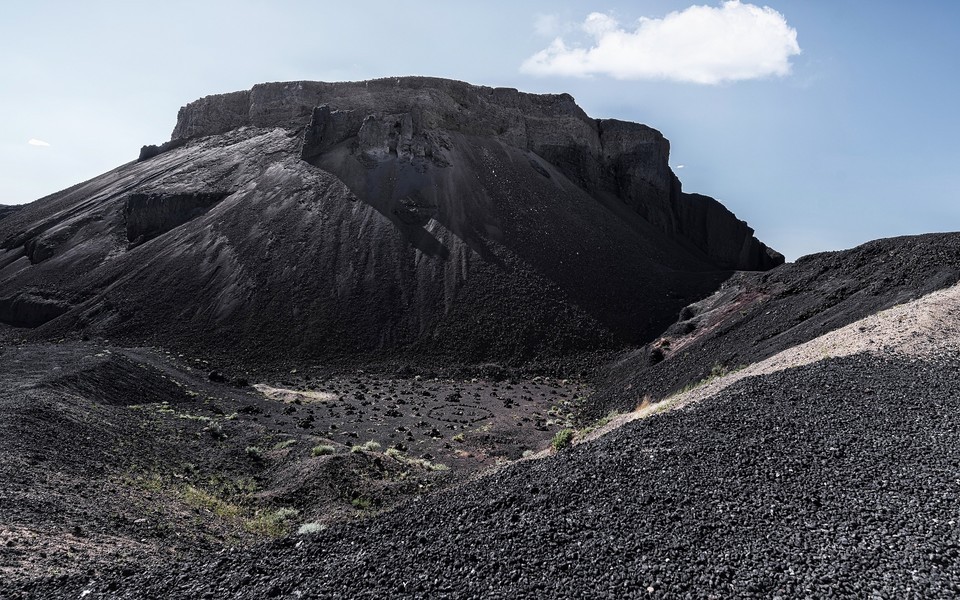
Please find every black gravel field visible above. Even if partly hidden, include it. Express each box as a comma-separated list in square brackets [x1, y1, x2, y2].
[19, 348, 960, 599]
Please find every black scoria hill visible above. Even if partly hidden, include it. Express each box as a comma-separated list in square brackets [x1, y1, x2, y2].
[0, 204, 20, 221]
[589, 232, 960, 419]
[3, 77, 960, 599]
[0, 77, 780, 371]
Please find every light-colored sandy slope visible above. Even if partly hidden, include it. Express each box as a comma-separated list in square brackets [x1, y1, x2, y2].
[581, 280, 960, 443]
[253, 384, 338, 403]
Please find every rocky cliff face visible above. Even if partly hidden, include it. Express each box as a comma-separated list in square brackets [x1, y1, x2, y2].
[0, 78, 780, 369]
[168, 77, 781, 271]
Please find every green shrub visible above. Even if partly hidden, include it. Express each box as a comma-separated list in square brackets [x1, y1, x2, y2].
[551, 428, 575, 451]
[351, 497, 372, 510]
[204, 422, 226, 440]
[710, 363, 728, 378]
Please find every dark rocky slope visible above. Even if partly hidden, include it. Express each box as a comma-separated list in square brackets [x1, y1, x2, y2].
[0, 341, 585, 591]
[0, 77, 779, 370]
[21, 349, 960, 599]
[589, 232, 960, 418]
[0, 204, 20, 221]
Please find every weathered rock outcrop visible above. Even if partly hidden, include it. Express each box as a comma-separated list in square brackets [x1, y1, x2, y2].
[165, 78, 780, 271]
[124, 191, 228, 245]
[0, 290, 71, 328]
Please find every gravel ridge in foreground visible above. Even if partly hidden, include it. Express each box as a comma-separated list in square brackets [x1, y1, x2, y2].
[591, 232, 960, 419]
[23, 349, 960, 599]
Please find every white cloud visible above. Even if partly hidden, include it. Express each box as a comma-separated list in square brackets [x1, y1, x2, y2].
[28, 139, 50, 147]
[521, 1, 801, 84]
[675, 164, 686, 169]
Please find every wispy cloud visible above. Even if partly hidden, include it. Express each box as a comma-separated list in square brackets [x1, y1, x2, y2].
[534, 14, 561, 37]
[28, 138, 50, 147]
[521, 1, 801, 85]
[533, 14, 575, 38]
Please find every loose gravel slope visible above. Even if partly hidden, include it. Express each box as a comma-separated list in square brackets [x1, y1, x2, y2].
[590, 232, 960, 419]
[24, 343, 960, 599]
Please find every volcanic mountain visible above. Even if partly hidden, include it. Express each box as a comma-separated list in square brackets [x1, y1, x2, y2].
[0, 77, 780, 370]
[5, 234, 960, 599]
[4, 79, 960, 599]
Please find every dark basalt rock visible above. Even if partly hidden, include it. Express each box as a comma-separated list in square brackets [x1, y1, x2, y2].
[137, 138, 186, 161]
[124, 191, 229, 245]
[300, 105, 364, 160]
[0, 290, 71, 328]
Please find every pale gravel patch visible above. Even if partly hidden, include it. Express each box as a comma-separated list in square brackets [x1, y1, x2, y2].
[0, 524, 152, 580]
[253, 384, 338, 403]
[579, 281, 960, 445]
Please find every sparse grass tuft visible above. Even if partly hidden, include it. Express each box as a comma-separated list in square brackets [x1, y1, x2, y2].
[273, 439, 298, 450]
[244, 446, 264, 460]
[385, 447, 450, 471]
[125, 472, 165, 492]
[245, 507, 299, 537]
[595, 410, 621, 428]
[175, 412, 212, 422]
[297, 522, 326, 535]
[350, 440, 382, 453]
[181, 485, 242, 520]
[203, 422, 227, 440]
[674, 362, 745, 396]
[636, 394, 653, 411]
[311, 444, 336, 457]
[576, 410, 623, 439]
[351, 497, 372, 510]
[551, 428, 575, 451]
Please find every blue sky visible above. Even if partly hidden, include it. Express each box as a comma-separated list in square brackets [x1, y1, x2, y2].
[2, 1, 958, 260]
